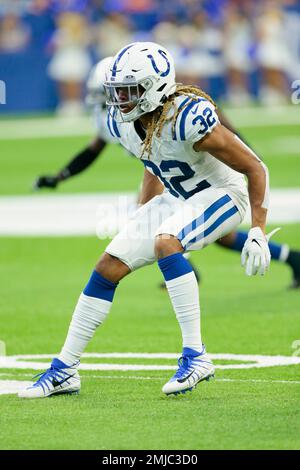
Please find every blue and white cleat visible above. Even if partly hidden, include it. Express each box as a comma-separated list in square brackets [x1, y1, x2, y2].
[18, 358, 80, 398]
[162, 347, 215, 396]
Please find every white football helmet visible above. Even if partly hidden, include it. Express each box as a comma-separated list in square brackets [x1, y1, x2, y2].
[104, 42, 176, 122]
[86, 56, 113, 107]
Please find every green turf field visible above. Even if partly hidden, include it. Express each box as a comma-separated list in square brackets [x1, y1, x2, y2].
[0, 228, 300, 450]
[0, 116, 299, 450]
[0, 122, 299, 195]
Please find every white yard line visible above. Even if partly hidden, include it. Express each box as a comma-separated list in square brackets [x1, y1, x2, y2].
[1, 374, 299, 385]
[1, 351, 299, 396]
[1, 352, 300, 371]
[0, 189, 299, 236]
[0, 380, 32, 395]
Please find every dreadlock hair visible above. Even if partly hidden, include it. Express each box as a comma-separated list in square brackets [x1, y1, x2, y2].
[141, 84, 217, 159]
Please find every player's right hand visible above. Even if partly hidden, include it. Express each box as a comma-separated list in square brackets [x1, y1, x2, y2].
[34, 175, 59, 189]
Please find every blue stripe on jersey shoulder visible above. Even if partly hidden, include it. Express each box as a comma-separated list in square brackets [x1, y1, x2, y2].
[178, 98, 207, 141]
[106, 108, 115, 138]
[172, 97, 190, 140]
[112, 109, 121, 138]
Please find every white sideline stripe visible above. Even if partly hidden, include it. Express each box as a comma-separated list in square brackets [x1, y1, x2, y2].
[1, 352, 300, 371]
[83, 376, 300, 385]
[0, 189, 299, 236]
[1, 375, 300, 385]
[1, 106, 300, 140]
[215, 378, 300, 385]
[0, 380, 32, 395]
[8, 352, 300, 361]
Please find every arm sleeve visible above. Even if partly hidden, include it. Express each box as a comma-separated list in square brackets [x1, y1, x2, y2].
[57, 141, 106, 180]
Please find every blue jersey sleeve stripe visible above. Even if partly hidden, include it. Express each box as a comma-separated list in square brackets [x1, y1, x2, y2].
[177, 194, 231, 241]
[172, 97, 191, 140]
[106, 109, 115, 138]
[112, 109, 121, 138]
[179, 98, 206, 141]
[185, 205, 239, 249]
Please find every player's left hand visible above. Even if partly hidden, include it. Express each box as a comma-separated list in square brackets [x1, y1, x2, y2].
[34, 175, 59, 189]
[241, 227, 271, 276]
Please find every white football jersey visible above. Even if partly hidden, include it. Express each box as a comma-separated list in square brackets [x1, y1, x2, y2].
[93, 104, 118, 144]
[106, 95, 248, 210]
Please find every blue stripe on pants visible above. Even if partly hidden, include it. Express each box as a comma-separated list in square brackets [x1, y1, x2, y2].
[185, 205, 239, 249]
[177, 194, 232, 243]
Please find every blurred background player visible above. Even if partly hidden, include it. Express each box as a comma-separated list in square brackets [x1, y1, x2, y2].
[34, 57, 300, 289]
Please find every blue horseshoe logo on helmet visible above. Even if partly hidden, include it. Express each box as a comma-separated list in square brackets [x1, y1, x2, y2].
[147, 49, 170, 77]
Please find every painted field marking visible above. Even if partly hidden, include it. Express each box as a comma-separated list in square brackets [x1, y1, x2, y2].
[1, 352, 300, 371]
[1, 188, 299, 237]
[1, 352, 299, 394]
[1, 372, 300, 385]
[0, 380, 32, 395]
[1, 375, 300, 396]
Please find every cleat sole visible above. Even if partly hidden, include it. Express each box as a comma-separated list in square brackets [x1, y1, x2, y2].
[49, 389, 80, 397]
[165, 372, 214, 396]
[205, 374, 215, 382]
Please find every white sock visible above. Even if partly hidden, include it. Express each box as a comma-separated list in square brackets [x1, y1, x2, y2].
[279, 244, 290, 262]
[59, 293, 112, 366]
[165, 272, 202, 351]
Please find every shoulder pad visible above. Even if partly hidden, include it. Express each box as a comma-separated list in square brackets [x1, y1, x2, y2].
[172, 97, 219, 142]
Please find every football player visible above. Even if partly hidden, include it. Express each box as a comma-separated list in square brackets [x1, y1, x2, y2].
[34, 58, 300, 289]
[20, 42, 277, 398]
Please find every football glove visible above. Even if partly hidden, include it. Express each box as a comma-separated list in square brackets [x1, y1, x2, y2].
[241, 227, 280, 276]
[34, 175, 59, 189]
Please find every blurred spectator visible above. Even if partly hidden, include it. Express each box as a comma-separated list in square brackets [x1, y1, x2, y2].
[0, 1, 30, 16]
[1, 0, 300, 113]
[93, 12, 133, 58]
[51, 0, 90, 14]
[23, 0, 55, 50]
[48, 11, 92, 116]
[192, 12, 225, 81]
[224, 2, 254, 105]
[0, 12, 30, 52]
[282, 0, 300, 81]
[256, 0, 292, 105]
[120, 0, 159, 31]
[152, 20, 182, 65]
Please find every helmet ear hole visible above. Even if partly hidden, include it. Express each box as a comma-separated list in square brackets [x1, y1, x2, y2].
[143, 102, 152, 112]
